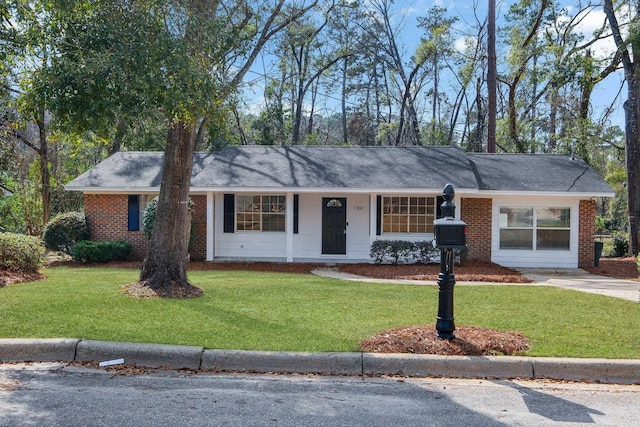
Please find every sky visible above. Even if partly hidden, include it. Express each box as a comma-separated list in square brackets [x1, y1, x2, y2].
[242, 0, 627, 132]
[403, 0, 626, 127]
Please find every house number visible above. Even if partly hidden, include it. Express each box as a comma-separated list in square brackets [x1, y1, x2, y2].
[353, 206, 364, 211]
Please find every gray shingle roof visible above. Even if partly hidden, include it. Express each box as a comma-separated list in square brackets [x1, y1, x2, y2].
[191, 145, 478, 190]
[65, 146, 613, 196]
[65, 151, 214, 190]
[468, 153, 613, 193]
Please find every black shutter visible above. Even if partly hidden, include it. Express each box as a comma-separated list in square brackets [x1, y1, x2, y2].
[376, 195, 382, 235]
[223, 194, 235, 233]
[293, 194, 299, 234]
[127, 195, 140, 231]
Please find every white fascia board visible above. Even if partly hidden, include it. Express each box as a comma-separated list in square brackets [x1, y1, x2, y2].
[194, 187, 481, 195]
[64, 187, 161, 193]
[476, 190, 615, 198]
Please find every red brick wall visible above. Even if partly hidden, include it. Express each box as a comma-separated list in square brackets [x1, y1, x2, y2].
[460, 198, 492, 262]
[189, 195, 207, 261]
[578, 199, 596, 268]
[84, 193, 207, 261]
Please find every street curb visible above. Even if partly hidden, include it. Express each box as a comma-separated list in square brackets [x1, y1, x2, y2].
[201, 350, 362, 375]
[362, 353, 535, 379]
[75, 340, 203, 370]
[532, 357, 640, 384]
[0, 338, 79, 362]
[1, 339, 639, 384]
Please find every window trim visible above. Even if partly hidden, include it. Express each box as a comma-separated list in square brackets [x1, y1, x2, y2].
[235, 194, 287, 233]
[381, 196, 436, 234]
[499, 206, 571, 251]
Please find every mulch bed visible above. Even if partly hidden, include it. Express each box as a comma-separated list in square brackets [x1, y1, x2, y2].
[360, 325, 531, 356]
[338, 260, 532, 283]
[584, 257, 639, 279]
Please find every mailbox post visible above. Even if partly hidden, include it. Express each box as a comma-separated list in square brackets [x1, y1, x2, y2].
[433, 184, 467, 339]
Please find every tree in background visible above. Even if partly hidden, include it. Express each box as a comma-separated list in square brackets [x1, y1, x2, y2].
[603, 0, 640, 256]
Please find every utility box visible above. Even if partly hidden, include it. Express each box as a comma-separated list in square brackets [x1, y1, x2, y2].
[434, 217, 467, 250]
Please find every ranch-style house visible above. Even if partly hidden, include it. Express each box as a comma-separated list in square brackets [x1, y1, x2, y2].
[65, 145, 614, 268]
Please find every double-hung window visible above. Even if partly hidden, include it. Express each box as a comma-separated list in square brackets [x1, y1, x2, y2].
[499, 207, 570, 250]
[236, 195, 286, 232]
[382, 196, 435, 234]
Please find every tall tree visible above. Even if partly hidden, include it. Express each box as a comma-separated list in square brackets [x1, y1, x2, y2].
[487, 0, 497, 152]
[42, 0, 319, 295]
[417, 6, 458, 142]
[603, 0, 640, 256]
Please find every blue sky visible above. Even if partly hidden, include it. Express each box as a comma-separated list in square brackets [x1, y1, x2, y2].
[242, 0, 626, 132]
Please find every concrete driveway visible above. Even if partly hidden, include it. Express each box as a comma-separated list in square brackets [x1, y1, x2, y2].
[313, 267, 640, 302]
[518, 269, 640, 302]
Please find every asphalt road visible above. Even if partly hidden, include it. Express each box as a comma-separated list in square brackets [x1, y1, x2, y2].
[1, 363, 639, 426]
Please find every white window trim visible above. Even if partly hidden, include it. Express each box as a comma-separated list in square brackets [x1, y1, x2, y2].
[499, 206, 571, 251]
[382, 196, 436, 234]
[236, 194, 287, 233]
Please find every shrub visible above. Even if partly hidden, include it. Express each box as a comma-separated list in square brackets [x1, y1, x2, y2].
[142, 197, 159, 239]
[43, 212, 90, 255]
[70, 240, 133, 263]
[0, 232, 45, 272]
[612, 234, 629, 257]
[370, 240, 437, 265]
[413, 240, 439, 264]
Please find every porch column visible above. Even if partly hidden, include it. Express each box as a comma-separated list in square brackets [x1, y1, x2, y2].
[206, 192, 214, 261]
[369, 193, 378, 245]
[286, 192, 294, 262]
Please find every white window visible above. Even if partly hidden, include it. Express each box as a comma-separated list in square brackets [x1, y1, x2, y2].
[236, 195, 286, 232]
[383, 196, 435, 234]
[499, 207, 570, 250]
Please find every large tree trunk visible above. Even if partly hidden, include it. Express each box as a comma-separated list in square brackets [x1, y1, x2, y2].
[139, 120, 202, 296]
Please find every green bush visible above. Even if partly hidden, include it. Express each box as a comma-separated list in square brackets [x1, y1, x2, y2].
[612, 234, 629, 257]
[142, 197, 159, 239]
[0, 232, 45, 272]
[413, 240, 439, 264]
[70, 240, 133, 263]
[370, 240, 437, 264]
[43, 212, 90, 255]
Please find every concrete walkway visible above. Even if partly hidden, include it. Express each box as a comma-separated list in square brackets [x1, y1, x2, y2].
[312, 267, 640, 302]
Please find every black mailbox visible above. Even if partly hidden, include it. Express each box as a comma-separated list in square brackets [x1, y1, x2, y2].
[434, 217, 467, 249]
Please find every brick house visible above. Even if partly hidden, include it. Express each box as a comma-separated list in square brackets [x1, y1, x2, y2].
[65, 146, 613, 268]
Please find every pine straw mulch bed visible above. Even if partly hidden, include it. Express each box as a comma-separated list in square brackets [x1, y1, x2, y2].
[359, 325, 531, 356]
[338, 260, 532, 283]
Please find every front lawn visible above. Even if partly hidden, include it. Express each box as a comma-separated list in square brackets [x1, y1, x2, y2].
[1, 266, 639, 359]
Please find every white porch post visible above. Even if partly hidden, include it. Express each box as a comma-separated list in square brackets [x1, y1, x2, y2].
[206, 192, 214, 261]
[369, 193, 378, 245]
[286, 192, 294, 262]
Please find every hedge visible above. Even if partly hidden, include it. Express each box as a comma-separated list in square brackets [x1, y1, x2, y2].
[70, 240, 133, 263]
[370, 240, 439, 264]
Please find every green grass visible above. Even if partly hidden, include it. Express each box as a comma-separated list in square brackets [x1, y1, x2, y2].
[1, 266, 639, 358]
